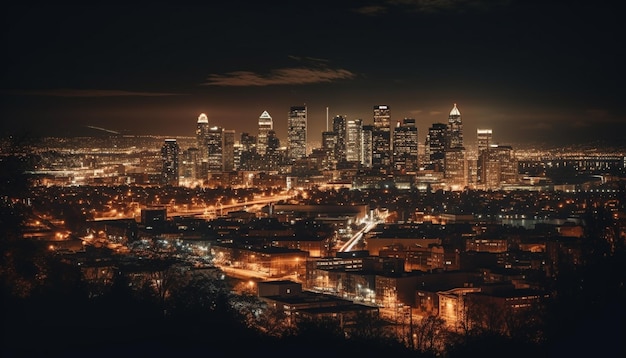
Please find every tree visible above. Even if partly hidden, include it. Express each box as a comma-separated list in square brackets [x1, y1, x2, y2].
[413, 314, 447, 354]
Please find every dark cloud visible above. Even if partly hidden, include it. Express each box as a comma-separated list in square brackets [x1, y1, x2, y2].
[386, 0, 511, 13]
[202, 67, 357, 87]
[1, 89, 183, 97]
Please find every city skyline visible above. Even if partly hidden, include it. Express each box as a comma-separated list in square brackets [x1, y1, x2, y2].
[2, 1, 624, 147]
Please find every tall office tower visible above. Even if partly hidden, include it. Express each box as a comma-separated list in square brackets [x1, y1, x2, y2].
[239, 132, 258, 170]
[232, 143, 242, 171]
[180, 147, 199, 182]
[444, 147, 467, 190]
[160, 138, 179, 186]
[361, 125, 373, 168]
[257, 110, 273, 156]
[372, 105, 391, 169]
[332, 115, 347, 163]
[373, 104, 391, 130]
[223, 129, 235, 172]
[447, 103, 463, 149]
[476, 129, 493, 153]
[196, 113, 210, 178]
[207, 126, 224, 173]
[322, 131, 338, 170]
[393, 118, 419, 173]
[426, 123, 447, 172]
[287, 105, 307, 160]
[346, 118, 363, 163]
[265, 130, 282, 170]
[480, 144, 517, 189]
[476, 129, 493, 184]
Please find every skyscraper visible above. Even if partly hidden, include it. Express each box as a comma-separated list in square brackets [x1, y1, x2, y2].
[444, 147, 466, 190]
[480, 144, 517, 189]
[223, 129, 235, 172]
[287, 105, 307, 160]
[393, 118, 419, 173]
[196, 113, 210, 178]
[476, 129, 493, 184]
[207, 126, 223, 173]
[322, 130, 338, 170]
[180, 147, 199, 183]
[427, 123, 447, 172]
[346, 119, 363, 163]
[161, 138, 179, 186]
[239, 132, 258, 171]
[257, 110, 273, 157]
[372, 105, 391, 169]
[332, 115, 347, 163]
[476, 129, 493, 154]
[447, 103, 463, 149]
[361, 125, 374, 168]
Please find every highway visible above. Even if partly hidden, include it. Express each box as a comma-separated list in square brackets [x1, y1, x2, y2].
[337, 215, 383, 252]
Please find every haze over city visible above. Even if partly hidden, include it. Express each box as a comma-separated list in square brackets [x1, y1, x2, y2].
[2, 1, 624, 147]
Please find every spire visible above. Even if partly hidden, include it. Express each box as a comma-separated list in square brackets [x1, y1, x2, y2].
[197, 113, 208, 123]
[449, 103, 461, 117]
[259, 110, 272, 119]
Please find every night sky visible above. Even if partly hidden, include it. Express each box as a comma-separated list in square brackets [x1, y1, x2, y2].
[2, 0, 624, 148]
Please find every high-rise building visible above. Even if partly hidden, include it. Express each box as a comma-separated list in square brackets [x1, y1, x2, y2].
[257, 110, 273, 156]
[322, 131, 338, 170]
[332, 115, 347, 163]
[476, 129, 493, 153]
[426, 123, 447, 172]
[476, 129, 493, 184]
[346, 119, 363, 163]
[161, 138, 179, 186]
[361, 125, 374, 168]
[196, 113, 210, 178]
[287, 105, 307, 160]
[180, 147, 199, 183]
[373, 105, 391, 130]
[393, 118, 419, 173]
[223, 129, 235, 172]
[265, 130, 282, 171]
[372, 105, 391, 169]
[207, 126, 223, 173]
[447, 103, 463, 149]
[444, 147, 467, 190]
[480, 144, 517, 189]
[240, 132, 258, 171]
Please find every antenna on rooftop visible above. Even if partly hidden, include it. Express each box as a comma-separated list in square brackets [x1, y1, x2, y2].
[326, 107, 329, 131]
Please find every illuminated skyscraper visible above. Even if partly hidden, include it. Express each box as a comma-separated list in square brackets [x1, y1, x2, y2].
[373, 105, 391, 130]
[480, 144, 517, 189]
[447, 103, 463, 149]
[332, 115, 347, 163]
[477, 129, 493, 153]
[180, 147, 199, 183]
[264, 130, 282, 171]
[207, 126, 223, 173]
[161, 138, 179, 186]
[287, 105, 307, 160]
[444, 147, 467, 190]
[196, 113, 210, 178]
[393, 118, 419, 173]
[476, 129, 493, 184]
[361, 125, 373, 168]
[322, 130, 338, 170]
[239, 132, 258, 170]
[427, 123, 447, 172]
[257, 110, 273, 156]
[346, 119, 363, 163]
[372, 105, 391, 169]
[223, 129, 235, 172]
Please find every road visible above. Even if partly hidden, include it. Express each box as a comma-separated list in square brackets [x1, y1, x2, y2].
[338, 217, 382, 252]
